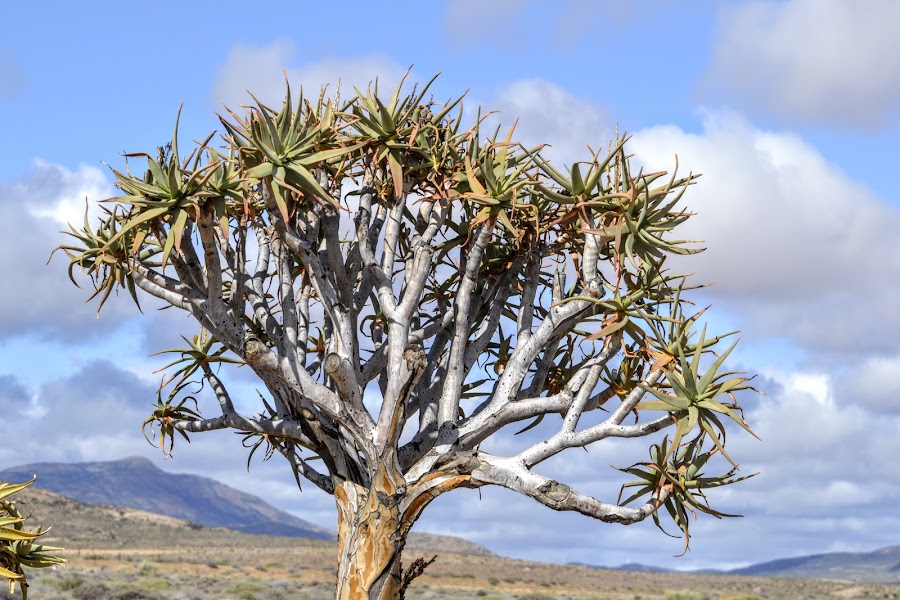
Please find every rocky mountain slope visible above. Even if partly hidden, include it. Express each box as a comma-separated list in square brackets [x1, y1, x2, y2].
[730, 544, 900, 583]
[590, 546, 900, 584]
[0, 456, 333, 539]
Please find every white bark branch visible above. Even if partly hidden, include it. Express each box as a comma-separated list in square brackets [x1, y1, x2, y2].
[517, 370, 668, 468]
[471, 453, 669, 525]
[437, 219, 497, 425]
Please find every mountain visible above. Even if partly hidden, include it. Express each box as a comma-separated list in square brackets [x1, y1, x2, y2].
[569, 561, 674, 573]
[729, 544, 900, 583]
[10, 486, 489, 556]
[0, 456, 332, 539]
[585, 546, 900, 584]
[0, 457, 493, 556]
[613, 562, 673, 573]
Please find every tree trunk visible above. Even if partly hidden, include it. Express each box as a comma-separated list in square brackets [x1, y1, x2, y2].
[334, 473, 409, 600]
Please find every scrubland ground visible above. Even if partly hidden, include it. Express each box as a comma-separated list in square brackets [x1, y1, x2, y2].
[3, 489, 898, 600]
[6, 543, 900, 600]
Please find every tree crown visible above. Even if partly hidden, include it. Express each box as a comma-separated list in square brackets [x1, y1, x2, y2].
[55, 72, 757, 554]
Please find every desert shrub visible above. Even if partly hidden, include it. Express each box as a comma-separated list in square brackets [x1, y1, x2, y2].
[137, 560, 158, 576]
[0, 480, 66, 596]
[137, 577, 175, 592]
[223, 580, 272, 599]
[519, 593, 556, 600]
[45, 574, 85, 591]
[664, 592, 703, 600]
[74, 582, 112, 600]
[113, 590, 162, 600]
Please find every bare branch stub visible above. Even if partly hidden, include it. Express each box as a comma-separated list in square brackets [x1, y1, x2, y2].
[55, 74, 758, 599]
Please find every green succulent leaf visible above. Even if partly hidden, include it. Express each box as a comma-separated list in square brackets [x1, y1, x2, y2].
[0, 479, 66, 597]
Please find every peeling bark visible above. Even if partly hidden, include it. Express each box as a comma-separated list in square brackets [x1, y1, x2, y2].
[334, 471, 407, 600]
[333, 466, 471, 600]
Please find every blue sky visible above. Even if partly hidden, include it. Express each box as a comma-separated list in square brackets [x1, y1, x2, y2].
[2, 0, 900, 572]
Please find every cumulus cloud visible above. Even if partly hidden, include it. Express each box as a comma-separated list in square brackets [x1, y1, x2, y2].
[25, 159, 111, 226]
[0, 159, 205, 350]
[629, 110, 900, 359]
[719, 368, 900, 556]
[0, 160, 143, 342]
[491, 79, 611, 164]
[211, 42, 407, 111]
[835, 353, 900, 414]
[495, 80, 900, 360]
[701, 0, 900, 128]
[0, 362, 158, 467]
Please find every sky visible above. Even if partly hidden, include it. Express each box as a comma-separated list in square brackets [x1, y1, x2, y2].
[1, 0, 899, 572]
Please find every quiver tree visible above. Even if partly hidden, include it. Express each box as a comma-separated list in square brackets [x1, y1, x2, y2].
[1, 480, 66, 599]
[56, 73, 757, 600]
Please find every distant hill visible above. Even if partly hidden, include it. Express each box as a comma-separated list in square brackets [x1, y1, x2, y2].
[569, 561, 674, 573]
[730, 544, 900, 583]
[614, 562, 673, 573]
[587, 546, 900, 585]
[0, 456, 333, 539]
[0, 456, 493, 556]
[10, 486, 489, 556]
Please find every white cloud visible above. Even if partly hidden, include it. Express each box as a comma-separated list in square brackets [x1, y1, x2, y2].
[629, 110, 900, 358]
[0, 362, 158, 467]
[0, 160, 141, 341]
[733, 370, 867, 465]
[494, 81, 900, 361]
[25, 159, 111, 226]
[835, 353, 900, 414]
[719, 367, 900, 565]
[702, 0, 900, 128]
[732, 369, 900, 501]
[491, 79, 611, 165]
[0, 159, 204, 351]
[211, 42, 407, 111]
